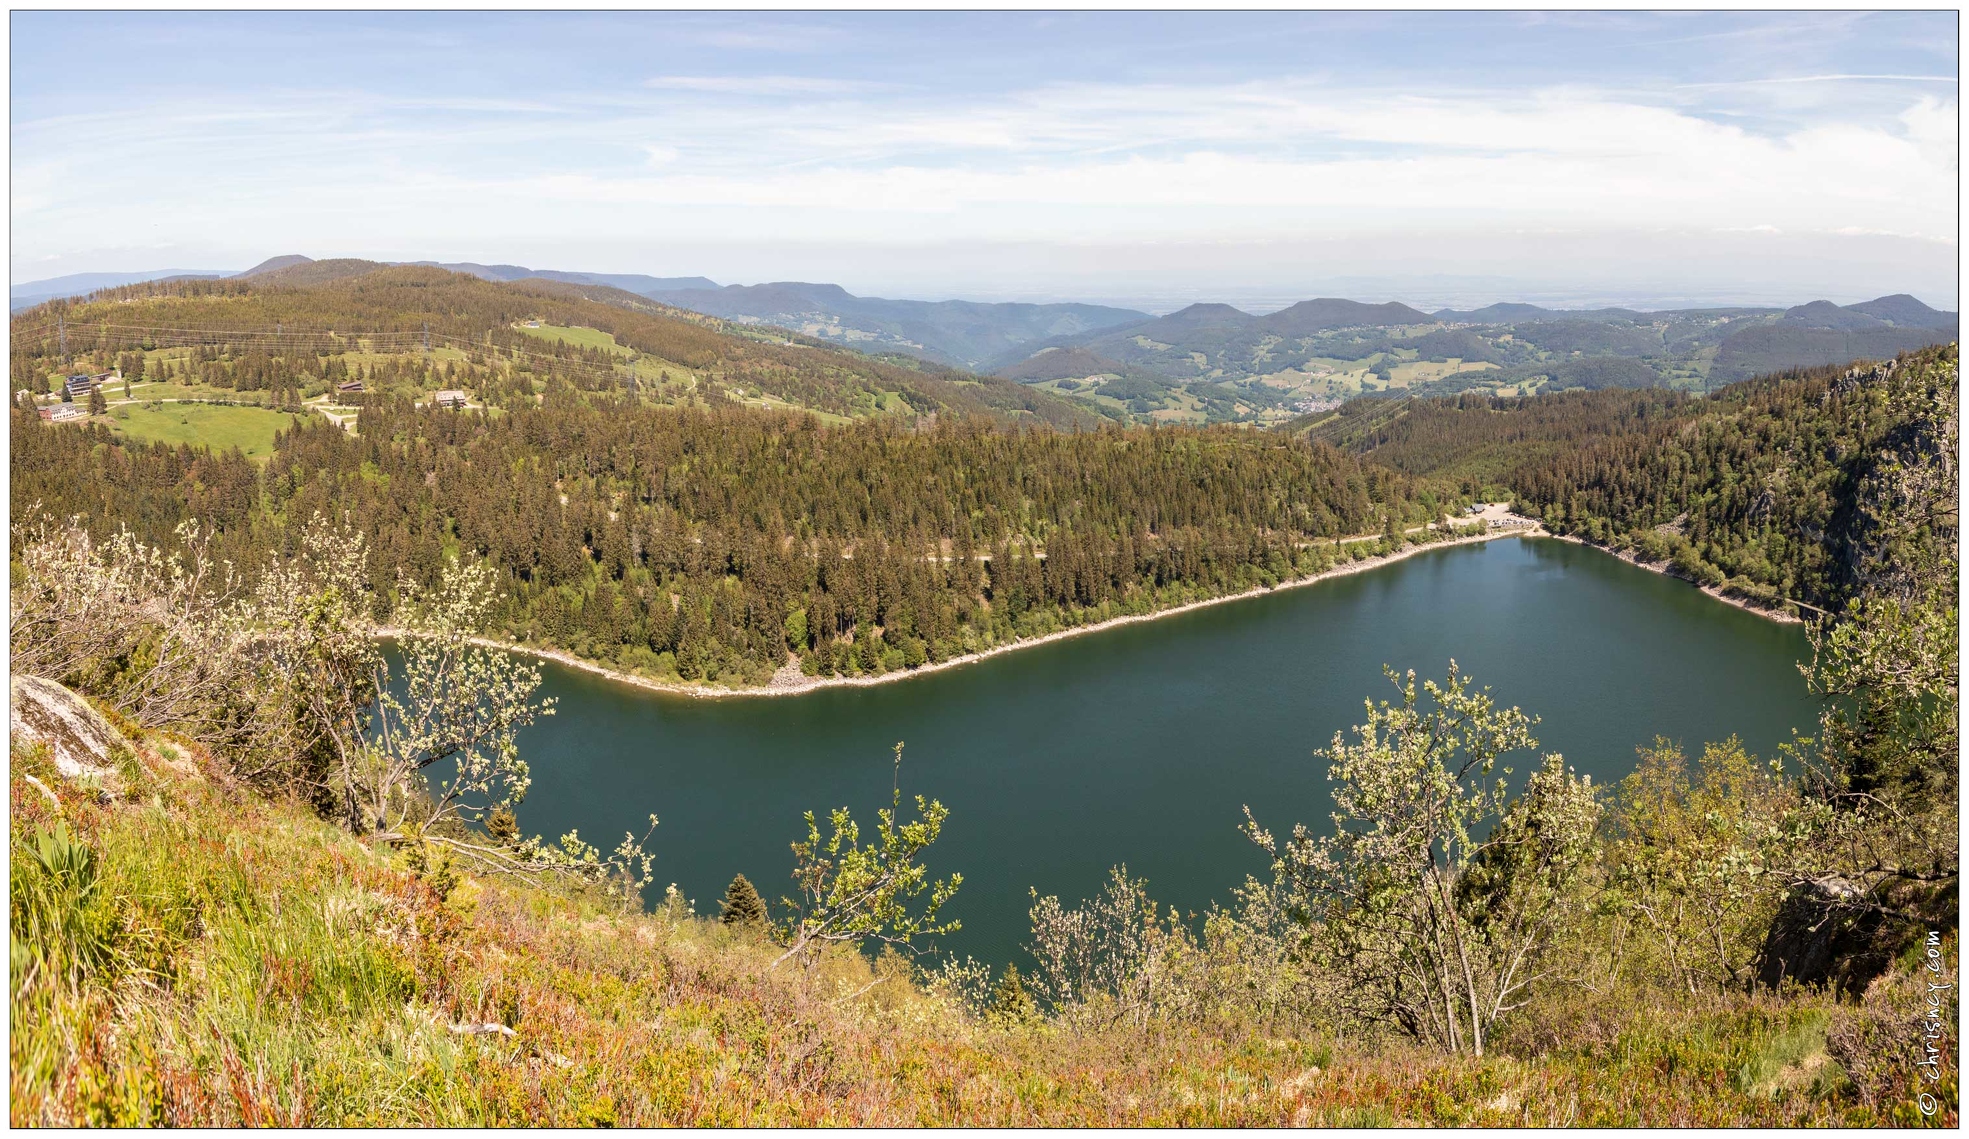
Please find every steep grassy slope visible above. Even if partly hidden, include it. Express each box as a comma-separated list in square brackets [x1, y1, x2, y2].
[10, 717, 1940, 1127]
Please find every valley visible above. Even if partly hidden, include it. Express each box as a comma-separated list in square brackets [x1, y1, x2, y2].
[7, 266, 1961, 1127]
[9, 264, 1956, 1129]
[507, 535, 1819, 968]
[9, 9, 1958, 1128]
[18, 256, 1954, 434]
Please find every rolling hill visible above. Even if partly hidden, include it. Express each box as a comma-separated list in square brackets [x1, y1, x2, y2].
[16, 254, 1953, 421]
[10, 268, 236, 312]
[17, 255, 1147, 373]
[9, 265, 1106, 430]
[633, 281, 1149, 370]
[989, 291, 1955, 424]
[1260, 297, 1434, 334]
[1709, 297, 1957, 382]
[11, 257, 720, 314]
[997, 345, 1136, 382]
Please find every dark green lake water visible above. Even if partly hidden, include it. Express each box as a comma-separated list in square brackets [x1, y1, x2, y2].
[508, 536, 1816, 965]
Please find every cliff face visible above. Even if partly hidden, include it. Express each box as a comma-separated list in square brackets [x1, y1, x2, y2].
[1821, 353, 1961, 604]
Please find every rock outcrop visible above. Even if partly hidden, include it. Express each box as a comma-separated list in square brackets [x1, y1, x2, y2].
[10, 674, 129, 785]
[1754, 876, 1929, 998]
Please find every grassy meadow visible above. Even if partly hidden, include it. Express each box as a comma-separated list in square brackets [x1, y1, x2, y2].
[515, 322, 633, 356]
[104, 402, 315, 459]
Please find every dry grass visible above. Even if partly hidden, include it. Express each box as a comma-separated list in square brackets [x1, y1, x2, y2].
[8, 721, 1955, 1127]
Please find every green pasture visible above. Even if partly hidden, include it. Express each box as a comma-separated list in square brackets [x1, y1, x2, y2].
[105, 402, 315, 459]
[516, 323, 632, 356]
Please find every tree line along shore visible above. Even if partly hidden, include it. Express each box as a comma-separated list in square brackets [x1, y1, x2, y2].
[8, 266, 1955, 1124]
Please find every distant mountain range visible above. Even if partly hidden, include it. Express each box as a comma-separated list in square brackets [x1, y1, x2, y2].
[13, 257, 1147, 369]
[9, 269, 236, 311]
[986, 293, 1956, 388]
[12, 258, 1955, 411]
[624, 281, 1148, 369]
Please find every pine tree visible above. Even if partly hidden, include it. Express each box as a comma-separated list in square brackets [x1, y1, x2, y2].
[990, 963, 1034, 1021]
[719, 873, 766, 927]
[87, 384, 106, 415]
[485, 804, 520, 846]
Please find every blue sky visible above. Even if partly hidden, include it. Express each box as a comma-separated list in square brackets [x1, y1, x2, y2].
[11, 12, 1959, 309]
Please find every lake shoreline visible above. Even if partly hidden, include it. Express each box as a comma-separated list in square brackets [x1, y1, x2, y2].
[418, 523, 1538, 700]
[404, 520, 1803, 701]
[1538, 533, 1808, 625]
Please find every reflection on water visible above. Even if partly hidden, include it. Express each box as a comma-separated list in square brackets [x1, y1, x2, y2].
[509, 536, 1817, 964]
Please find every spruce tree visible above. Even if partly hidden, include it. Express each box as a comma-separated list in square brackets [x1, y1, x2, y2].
[990, 963, 1034, 1021]
[719, 873, 766, 927]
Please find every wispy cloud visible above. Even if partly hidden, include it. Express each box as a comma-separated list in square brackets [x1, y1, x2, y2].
[643, 75, 889, 95]
[9, 11, 1957, 302]
[681, 22, 850, 53]
[1678, 74, 1958, 88]
[14, 78, 1958, 244]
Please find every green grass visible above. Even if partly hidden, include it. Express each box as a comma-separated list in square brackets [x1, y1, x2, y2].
[105, 402, 315, 459]
[515, 323, 631, 356]
[8, 702, 1954, 1126]
[109, 381, 272, 405]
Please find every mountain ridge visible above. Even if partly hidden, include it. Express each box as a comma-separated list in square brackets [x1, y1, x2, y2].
[12, 257, 1955, 401]
[633, 280, 1150, 369]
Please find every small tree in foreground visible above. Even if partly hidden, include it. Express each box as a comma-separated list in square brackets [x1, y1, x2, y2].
[1244, 663, 1598, 1056]
[10, 513, 250, 735]
[1026, 866, 1196, 1028]
[720, 873, 767, 926]
[1600, 738, 1790, 994]
[772, 743, 961, 969]
[353, 555, 655, 902]
[989, 963, 1036, 1022]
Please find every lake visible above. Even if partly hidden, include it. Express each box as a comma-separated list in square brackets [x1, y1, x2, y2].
[507, 536, 1818, 965]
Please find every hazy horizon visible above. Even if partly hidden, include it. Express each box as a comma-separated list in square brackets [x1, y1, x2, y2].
[12, 12, 1958, 309]
[8, 248, 1955, 317]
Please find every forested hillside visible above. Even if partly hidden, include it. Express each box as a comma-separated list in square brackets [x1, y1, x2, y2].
[9, 267, 1102, 428]
[1328, 344, 1959, 615]
[12, 397, 1433, 688]
[1305, 387, 1696, 486]
[9, 302, 1955, 1125]
[11, 381, 1954, 1122]
[992, 293, 1954, 428]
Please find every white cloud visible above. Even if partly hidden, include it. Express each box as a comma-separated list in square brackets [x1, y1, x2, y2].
[643, 75, 884, 95]
[1900, 96, 1960, 171]
[227, 86, 1948, 242]
[11, 74, 1958, 292]
[1677, 73, 1957, 87]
